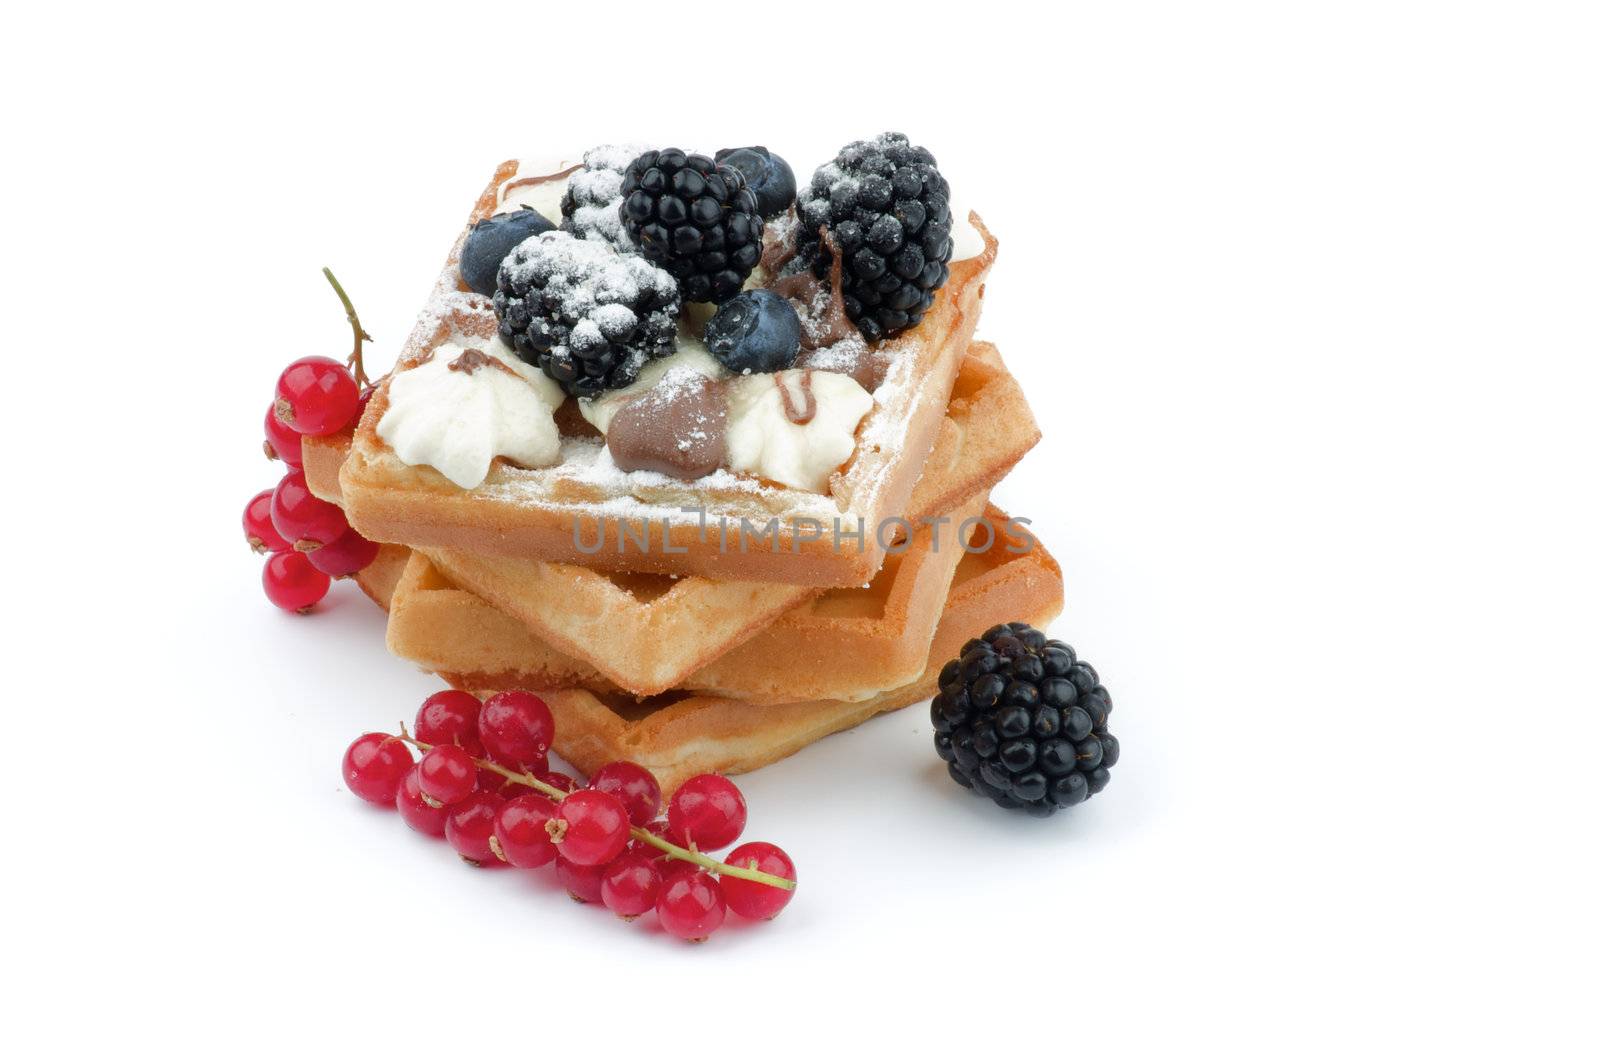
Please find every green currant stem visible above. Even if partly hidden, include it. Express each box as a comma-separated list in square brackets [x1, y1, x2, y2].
[323, 267, 373, 389]
[396, 727, 795, 892]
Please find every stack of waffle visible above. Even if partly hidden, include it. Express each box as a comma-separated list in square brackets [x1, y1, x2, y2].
[306, 161, 1063, 792]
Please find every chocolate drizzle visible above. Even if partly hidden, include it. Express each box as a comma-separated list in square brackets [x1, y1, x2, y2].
[497, 163, 581, 208]
[772, 227, 860, 353]
[776, 371, 818, 425]
[447, 347, 519, 377]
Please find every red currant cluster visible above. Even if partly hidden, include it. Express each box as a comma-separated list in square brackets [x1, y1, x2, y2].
[244, 269, 381, 612]
[343, 689, 797, 942]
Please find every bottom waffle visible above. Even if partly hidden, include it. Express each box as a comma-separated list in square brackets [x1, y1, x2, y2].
[446, 525, 1063, 793]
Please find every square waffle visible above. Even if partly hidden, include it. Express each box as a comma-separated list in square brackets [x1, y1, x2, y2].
[444, 513, 1062, 794]
[314, 342, 1040, 695]
[388, 490, 990, 705]
[334, 159, 999, 587]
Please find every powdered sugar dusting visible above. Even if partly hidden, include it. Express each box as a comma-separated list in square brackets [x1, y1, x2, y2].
[559, 144, 646, 251]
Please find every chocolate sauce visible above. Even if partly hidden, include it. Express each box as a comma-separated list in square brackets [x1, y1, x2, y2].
[606, 375, 729, 480]
[498, 163, 581, 206]
[447, 347, 518, 377]
[772, 227, 862, 353]
[776, 371, 818, 425]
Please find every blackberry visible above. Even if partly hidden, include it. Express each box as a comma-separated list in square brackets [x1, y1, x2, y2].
[559, 144, 641, 252]
[795, 132, 954, 342]
[493, 231, 680, 398]
[620, 148, 765, 304]
[931, 623, 1119, 817]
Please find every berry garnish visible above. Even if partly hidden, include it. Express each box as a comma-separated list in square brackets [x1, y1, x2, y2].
[601, 851, 663, 920]
[796, 132, 955, 341]
[933, 623, 1119, 815]
[720, 842, 797, 920]
[244, 489, 291, 553]
[588, 761, 662, 826]
[274, 356, 359, 437]
[479, 691, 554, 769]
[491, 794, 560, 868]
[263, 403, 304, 468]
[445, 790, 506, 866]
[704, 289, 802, 374]
[306, 527, 379, 578]
[460, 208, 556, 296]
[556, 853, 607, 904]
[656, 868, 727, 942]
[414, 690, 484, 757]
[342, 733, 413, 805]
[262, 551, 331, 613]
[418, 744, 478, 807]
[550, 789, 631, 866]
[667, 774, 748, 852]
[269, 469, 348, 552]
[713, 146, 797, 220]
[533, 767, 575, 793]
[396, 766, 449, 837]
[620, 148, 765, 303]
[343, 698, 797, 941]
[494, 231, 680, 398]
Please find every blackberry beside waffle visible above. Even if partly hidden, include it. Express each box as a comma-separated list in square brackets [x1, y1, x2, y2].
[932, 623, 1119, 816]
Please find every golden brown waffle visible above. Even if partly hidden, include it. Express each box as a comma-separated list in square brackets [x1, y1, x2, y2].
[311, 343, 1040, 695]
[446, 515, 1062, 793]
[334, 160, 999, 587]
[389, 492, 991, 705]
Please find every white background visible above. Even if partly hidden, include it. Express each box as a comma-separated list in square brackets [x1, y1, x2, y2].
[4, 1, 1596, 1055]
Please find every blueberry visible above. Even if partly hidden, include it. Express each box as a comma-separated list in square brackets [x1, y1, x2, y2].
[459, 208, 555, 295]
[704, 289, 801, 374]
[714, 146, 797, 219]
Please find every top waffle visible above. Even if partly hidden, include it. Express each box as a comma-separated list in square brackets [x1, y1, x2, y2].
[336, 140, 998, 588]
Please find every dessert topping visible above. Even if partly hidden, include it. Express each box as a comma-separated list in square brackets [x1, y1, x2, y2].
[377, 337, 565, 489]
[606, 373, 729, 480]
[724, 369, 874, 491]
[494, 231, 680, 398]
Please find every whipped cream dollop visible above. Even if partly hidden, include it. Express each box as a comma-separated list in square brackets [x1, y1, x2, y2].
[378, 338, 565, 489]
[579, 337, 727, 434]
[725, 370, 874, 491]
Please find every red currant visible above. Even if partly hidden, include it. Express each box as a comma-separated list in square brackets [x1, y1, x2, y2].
[414, 690, 484, 756]
[491, 793, 559, 867]
[307, 528, 379, 577]
[445, 790, 505, 865]
[270, 469, 348, 551]
[355, 384, 375, 422]
[342, 733, 412, 805]
[396, 765, 448, 837]
[720, 842, 797, 920]
[479, 691, 554, 769]
[556, 853, 607, 903]
[589, 761, 661, 826]
[601, 851, 663, 919]
[666, 774, 747, 852]
[656, 868, 726, 942]
[418, 745, 477, 807]
[629, 818, 674, 860]
[263, 551, 330, 612]
[244, 489, 291, 553]
[552, 789, 631, 866]
[263, 402, 305, 468]
[275, 355, 359, 436]
[536, 768, 578, 794]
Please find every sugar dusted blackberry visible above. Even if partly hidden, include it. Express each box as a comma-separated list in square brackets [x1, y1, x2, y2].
[795, 132, 954, 342]
[932, 623, 1118, 816]
[559, 144, 643, 251]
[493, 231, 680, 398]
[620, 148, 765, 304]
